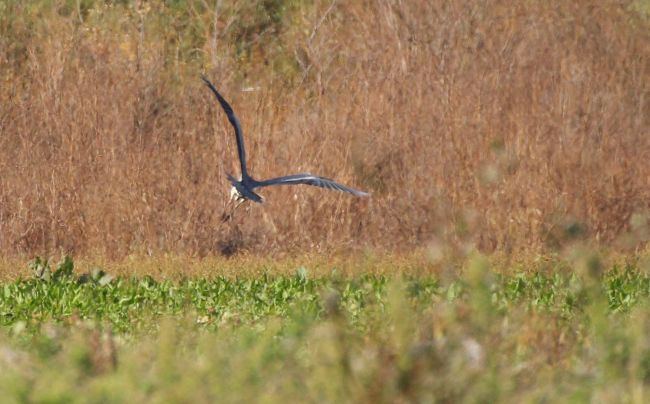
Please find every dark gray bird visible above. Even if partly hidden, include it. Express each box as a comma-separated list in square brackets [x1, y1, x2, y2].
[201, 76, 368, 217]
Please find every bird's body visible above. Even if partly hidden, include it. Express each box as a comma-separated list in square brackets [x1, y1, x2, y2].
[201, 75, 368, 218]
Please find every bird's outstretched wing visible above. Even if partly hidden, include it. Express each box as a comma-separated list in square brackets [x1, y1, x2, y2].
[201, 75, 249, 178]
[255, 174, 369, 197]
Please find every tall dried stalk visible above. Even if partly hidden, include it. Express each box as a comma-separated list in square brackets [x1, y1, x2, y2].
[0, 0, 648, 257]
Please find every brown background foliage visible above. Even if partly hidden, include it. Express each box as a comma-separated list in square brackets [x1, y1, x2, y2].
[0, 0, 648, 258]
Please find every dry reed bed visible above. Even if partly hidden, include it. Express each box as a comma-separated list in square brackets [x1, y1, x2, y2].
[0, 0, 648, 258]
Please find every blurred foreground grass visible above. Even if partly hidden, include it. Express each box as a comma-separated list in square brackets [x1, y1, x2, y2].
[0, 253, 649, 402]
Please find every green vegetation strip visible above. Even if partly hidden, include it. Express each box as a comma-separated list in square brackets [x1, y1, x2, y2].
[0, 257, 648, 402]
[1, 259, 648, 335]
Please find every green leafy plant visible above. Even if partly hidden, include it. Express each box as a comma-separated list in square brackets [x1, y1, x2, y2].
[29, 256, 50, 281]
[30, 255, 75, 283]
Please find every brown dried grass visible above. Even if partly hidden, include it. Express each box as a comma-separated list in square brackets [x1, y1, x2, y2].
[0, 0, 648, 259]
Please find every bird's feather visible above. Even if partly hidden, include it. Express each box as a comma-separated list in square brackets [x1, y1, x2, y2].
[254, 174, 369, 197]
[202, 76, 249, 179]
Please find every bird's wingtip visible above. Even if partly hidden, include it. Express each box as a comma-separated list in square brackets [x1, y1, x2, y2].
[200, 74, 214, 86]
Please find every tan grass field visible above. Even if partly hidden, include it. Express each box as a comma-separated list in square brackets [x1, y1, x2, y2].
[0, 0, 648, 259]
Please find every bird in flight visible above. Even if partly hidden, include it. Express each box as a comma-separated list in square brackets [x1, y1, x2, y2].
[201, 76, 368, 220]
